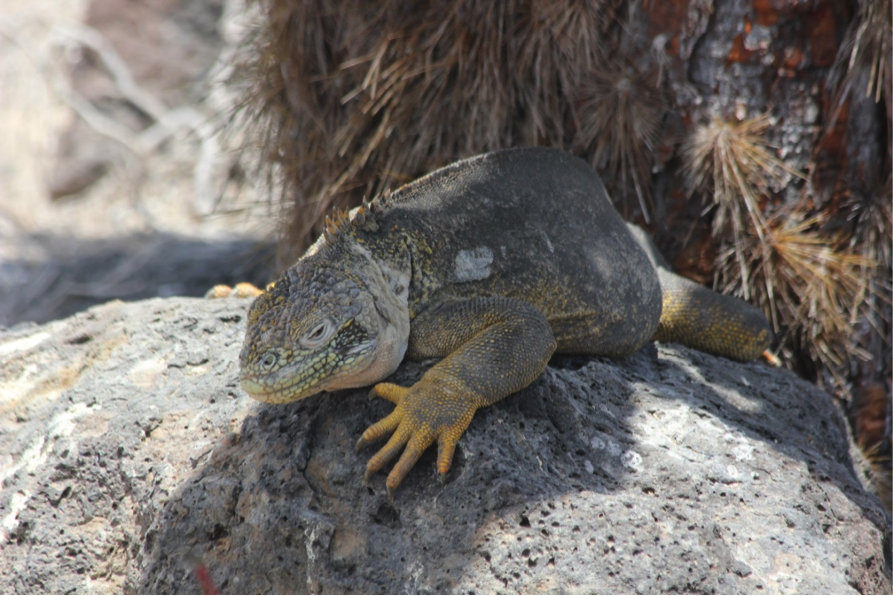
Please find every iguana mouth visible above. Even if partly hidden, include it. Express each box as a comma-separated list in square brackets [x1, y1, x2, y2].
[240, 349, 336, 403]
[240, 374, 321, 404]
[240, 342, 379, 404]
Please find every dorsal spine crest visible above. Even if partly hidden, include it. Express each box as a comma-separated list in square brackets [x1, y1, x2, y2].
[323, 190, 400, 246]
[323, 207, 350, 246]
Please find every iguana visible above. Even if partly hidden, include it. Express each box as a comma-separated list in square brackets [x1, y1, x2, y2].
[237, 147, 771, 497]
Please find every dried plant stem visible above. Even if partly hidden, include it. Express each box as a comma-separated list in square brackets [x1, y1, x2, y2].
[683, 115, 806, 241]
[832, 0, 891, 104]
[575, 68, 664, 222]
[717, 210, 876, 383]
[233, 0, 625, 259]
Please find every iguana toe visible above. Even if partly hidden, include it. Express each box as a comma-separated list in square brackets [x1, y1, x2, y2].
[366, 421, 416, 477]
[385, 431, 432, 490]
[355, 406, 402, 451]
[436, 434, 459, 477]
[369, 382, 408, 404]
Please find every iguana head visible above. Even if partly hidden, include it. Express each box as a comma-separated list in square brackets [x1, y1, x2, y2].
[239, 258, 408, 404]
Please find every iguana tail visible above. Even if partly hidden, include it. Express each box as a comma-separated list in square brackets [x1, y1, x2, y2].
[651, 268, 771, 361]
[626, 224, 772, 362]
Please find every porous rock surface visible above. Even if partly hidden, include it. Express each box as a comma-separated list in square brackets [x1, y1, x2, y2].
[0, 297, 889, 594]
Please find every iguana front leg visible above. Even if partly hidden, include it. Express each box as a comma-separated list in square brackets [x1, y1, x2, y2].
[356, 297, 557, 496]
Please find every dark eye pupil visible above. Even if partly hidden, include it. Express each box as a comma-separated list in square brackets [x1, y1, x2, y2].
[310, 325, 325, 339]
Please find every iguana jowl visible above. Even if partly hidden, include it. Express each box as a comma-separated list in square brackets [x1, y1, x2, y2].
[239, 148, 771, 496]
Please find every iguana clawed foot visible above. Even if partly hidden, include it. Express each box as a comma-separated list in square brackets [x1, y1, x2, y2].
[205, 282, 269, 299]
[355, 379, 476, 494]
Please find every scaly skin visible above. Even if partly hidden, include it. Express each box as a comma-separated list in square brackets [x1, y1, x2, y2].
[238, 147, 772, 495]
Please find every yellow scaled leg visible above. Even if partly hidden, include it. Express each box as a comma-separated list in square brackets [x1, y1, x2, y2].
[355, 297, 556, 498]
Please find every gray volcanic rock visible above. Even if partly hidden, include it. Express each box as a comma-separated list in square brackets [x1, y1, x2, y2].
[0, 297, 889, 593]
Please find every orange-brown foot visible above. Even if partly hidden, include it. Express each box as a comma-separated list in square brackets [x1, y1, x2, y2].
[204, 282, 266, 299]
[355, 380, 477, 498]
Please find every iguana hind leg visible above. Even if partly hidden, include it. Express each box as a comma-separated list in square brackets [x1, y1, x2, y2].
[356, 297, 556, 495]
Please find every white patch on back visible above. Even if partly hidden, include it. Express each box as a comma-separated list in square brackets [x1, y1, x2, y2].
[454, 247, 494, 282]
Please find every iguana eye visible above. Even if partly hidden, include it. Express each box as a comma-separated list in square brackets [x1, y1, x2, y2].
[301, 319, 334, 348]
[260, 351, 278, 370]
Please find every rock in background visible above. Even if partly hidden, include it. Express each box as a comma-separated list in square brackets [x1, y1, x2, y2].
[0, 297, 888, 593]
